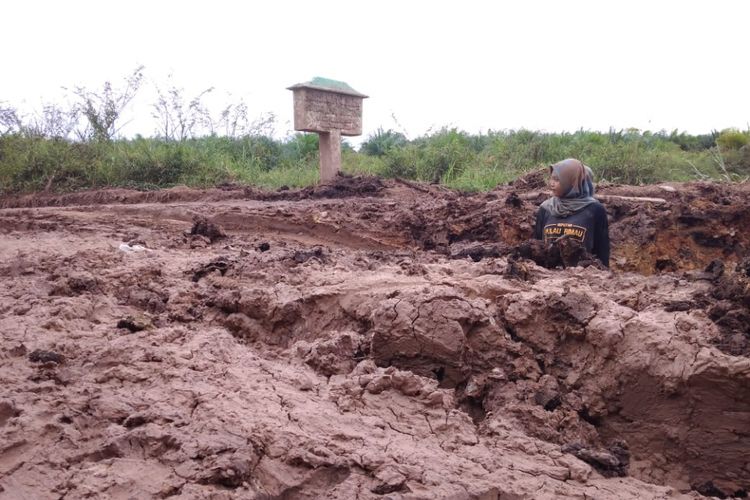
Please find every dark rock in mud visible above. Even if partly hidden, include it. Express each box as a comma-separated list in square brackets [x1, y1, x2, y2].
[49, 273, 100, 296]
[191, 257, 232, 282]
[257, 242, 270, 252]
[686, 259, 725, 281]
[117, 316, 151, 333]
[371, 477, 409, 495]
[505, 192, 523, 208]
[122, 412, 150, 428]
[198, 453, 257, 488]
[449, 243, 504, 262]
[561, 441, 630, 478]
[704, 260, 724, 279]
[504, 258, 533, 281]
[28, 349, 64, 364]
[699, 257, 750, 356]
[663, 300, 695, 312]
[691, 230, 737, 249]
[292, 247, 326, 264]
[692, 480, 730, 499]
[535, 389, 562, 412]
[655, 257, 677, 272]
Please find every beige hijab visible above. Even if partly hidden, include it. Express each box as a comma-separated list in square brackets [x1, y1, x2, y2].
[540, 159, 597, 217]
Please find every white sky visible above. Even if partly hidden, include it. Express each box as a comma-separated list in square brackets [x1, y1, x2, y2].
[2, 0, 749, 144]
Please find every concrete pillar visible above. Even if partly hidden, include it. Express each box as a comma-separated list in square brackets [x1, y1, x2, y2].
[318, 130, 341, 183]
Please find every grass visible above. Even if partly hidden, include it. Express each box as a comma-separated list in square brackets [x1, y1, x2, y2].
[1, 127, 748, 195]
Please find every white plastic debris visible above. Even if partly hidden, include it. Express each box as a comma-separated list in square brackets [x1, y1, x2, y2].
[118, 243, 149, 253]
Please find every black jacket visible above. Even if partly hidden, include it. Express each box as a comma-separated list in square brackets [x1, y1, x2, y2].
[533, 201, 610, 267]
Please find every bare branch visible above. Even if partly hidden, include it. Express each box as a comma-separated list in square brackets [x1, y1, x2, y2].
[151, 76, 213, 141]
[0, 103, 23, 136]
[70, 65, 144, 141]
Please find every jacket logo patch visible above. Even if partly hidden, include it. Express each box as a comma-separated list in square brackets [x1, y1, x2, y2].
[543, 223, 587, 242]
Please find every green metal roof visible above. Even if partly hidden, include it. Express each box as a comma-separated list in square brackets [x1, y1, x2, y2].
[288, 77, 368, 98]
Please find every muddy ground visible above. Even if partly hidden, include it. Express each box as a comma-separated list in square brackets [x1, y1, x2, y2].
[1, 174, 749, 499]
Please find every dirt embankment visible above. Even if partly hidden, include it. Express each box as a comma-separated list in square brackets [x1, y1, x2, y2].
[1, 175, 749, 499]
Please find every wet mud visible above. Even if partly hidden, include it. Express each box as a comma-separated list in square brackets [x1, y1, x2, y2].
[1, 174, 750, 499]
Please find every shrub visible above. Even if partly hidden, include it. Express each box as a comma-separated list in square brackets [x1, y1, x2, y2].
[281, 133, 319, 164]
[416, 128, 476, 182]
[360, 128, 407, 156]
[115, 139, 201, 186]
[717, 129, 749, 150]
[0, 135, 99, 193]
[668, 129, 716, 151]
[382, 144, 420, 179]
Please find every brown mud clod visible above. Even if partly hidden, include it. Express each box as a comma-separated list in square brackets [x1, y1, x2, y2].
[1, 176, 750, 499]
[189, 216, 226, 242]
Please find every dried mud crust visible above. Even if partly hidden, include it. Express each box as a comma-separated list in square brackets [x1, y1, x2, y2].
[1, 178, 749, 499]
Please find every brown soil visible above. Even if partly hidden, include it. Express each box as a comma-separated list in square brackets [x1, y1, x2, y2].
[1, 174, 749, 499]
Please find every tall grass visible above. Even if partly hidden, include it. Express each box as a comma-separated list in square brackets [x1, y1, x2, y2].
[356, 127, 749, 188]
[0, 133, 321, 193]
[1, 127, 748, 195]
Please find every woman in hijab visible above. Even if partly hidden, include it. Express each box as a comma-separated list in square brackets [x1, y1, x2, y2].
[533, 158, 610, 267]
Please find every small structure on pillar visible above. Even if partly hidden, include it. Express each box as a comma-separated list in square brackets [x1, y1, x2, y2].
[288, 77, 368, 182]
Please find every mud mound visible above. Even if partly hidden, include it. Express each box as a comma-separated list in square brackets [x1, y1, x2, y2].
[2, 179, 750, 498]
[0, 174, 385, 210]
[189, 216, 226, 242]
[261, 173, 386, 201]
[400, 179, 750, 275]
[0, 185, 253, 209]
[508, 167, 548, 191]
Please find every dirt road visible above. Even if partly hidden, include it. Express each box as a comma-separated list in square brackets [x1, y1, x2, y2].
[1, 175, 749, 499]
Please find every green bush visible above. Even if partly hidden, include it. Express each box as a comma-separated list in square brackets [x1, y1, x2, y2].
[381, 128, 475, 182]
[416, 128, 475, 182]
[281, 133, 319, 164]
[0, 135, 100, 192]
[360, 128, 407, 156]
[382, 144, 420, 179]
[720, 145, 750, 178]
[342, 149, 387, 176]
[717, 129, 750, 150]
[667, 129, 717, 151]
[115, 139, 198, 185]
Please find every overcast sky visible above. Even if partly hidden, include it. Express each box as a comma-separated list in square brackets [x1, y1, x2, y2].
[3, 0, 749, 143]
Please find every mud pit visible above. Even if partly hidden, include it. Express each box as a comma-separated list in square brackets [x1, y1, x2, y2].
[1, 175, 750, 499]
